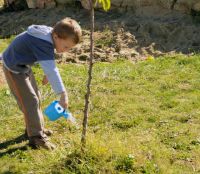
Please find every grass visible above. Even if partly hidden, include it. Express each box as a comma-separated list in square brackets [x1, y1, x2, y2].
[1, 54, 200, 173]
[0, 36, 15, 52]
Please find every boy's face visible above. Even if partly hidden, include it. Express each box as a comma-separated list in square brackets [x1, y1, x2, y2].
[52, 33, 76, 53]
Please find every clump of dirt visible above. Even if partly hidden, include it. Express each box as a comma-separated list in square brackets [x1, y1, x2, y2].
[0, 6, 200, 64]
[56, 28, 146, 64]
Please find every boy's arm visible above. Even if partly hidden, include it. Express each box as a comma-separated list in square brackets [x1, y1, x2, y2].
[38, 60, 68, 108]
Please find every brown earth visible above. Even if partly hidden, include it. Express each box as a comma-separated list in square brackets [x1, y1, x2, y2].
[0, 6, 200, 65]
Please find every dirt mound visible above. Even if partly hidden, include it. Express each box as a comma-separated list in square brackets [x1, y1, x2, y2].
[61, 6, 200, 63]
[0, 6, 200, 63]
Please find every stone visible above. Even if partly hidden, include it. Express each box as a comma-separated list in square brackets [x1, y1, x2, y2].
[26, 0, 56, 9]
[112, 0, 157, 8]
[174, 0, 191, 14]
[104, 0, 200, 15]
[192, 2, 200, 12]
[26, 0, 36, 8]
[36, 0, 45, 8]
[80, 0, 91, 10]
[45, 0, 56, 8]
[174, 0, 199, 14]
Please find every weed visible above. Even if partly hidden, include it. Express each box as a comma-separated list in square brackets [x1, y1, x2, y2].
[115, 154, 135, 173]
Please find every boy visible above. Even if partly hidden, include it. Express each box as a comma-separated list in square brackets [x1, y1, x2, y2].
[2, 18, 82, 150]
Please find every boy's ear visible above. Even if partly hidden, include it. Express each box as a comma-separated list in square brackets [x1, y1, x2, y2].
[52, 33, 58, 39]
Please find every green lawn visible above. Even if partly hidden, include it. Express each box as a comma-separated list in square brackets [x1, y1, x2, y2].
[0, 36, 15, 52]
[1, 55, 200, 173]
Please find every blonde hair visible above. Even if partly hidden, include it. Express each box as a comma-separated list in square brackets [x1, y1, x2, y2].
[52, 18, 82, 44]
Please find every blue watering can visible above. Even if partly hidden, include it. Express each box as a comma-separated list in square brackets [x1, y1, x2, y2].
[44, 101, 71, 121]
[44, 101, 79, 128]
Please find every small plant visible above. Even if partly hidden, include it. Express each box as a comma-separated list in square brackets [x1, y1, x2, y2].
[115, 154, 135, 173]
[95, 27, 114, 48]
[191, 138, 200, 145]
[112, 121, 135, 130]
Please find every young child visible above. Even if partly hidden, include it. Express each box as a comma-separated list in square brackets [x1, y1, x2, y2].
[2, 18, 82, 150]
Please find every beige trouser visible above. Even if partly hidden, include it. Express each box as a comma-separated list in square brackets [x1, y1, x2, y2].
[3, 65, 45, 137]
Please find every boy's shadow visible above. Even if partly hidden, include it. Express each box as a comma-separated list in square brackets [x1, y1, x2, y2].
[0, 134, 29, 157]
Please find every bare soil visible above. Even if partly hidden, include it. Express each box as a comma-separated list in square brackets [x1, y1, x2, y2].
[0, 6, 200, 86]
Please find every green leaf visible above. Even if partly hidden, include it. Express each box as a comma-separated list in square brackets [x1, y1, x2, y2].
[5, 89, 11, 96]
[97, 0, 111, 11]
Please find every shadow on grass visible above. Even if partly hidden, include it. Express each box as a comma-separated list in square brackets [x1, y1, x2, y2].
[0, 134, 28, 150]
[0, 134, 29, 157]
[0, 145, 28, 158]
[0, 134, 27, 150]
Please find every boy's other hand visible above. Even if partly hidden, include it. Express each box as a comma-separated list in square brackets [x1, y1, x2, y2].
[42, 75, 48, 85]
[59, 92, 68, 109]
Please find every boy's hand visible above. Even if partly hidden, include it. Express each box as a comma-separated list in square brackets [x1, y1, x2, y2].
[59, 91, 68, 109]
[42, 75, 48, 85]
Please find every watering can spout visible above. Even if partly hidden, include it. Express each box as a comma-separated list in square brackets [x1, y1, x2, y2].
[44, 101, 70, 121]
[44, 101, 79, 128]
[63, 111, 70, 119]
[64, 112, 79, 128]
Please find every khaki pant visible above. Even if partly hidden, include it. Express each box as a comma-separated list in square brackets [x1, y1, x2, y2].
[3, 65, 45, 137]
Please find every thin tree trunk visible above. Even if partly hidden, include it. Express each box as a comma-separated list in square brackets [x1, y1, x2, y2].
[81, 0, 94, 150]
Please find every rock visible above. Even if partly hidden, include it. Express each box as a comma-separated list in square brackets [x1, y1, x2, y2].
[101, 0, 200, 15]
[45, 0, 56, 8]
[36, 0, 45, 8]
[45, 2, 56, 8]
[157, 0, 174, 9]
[174, 0, 192, 14]
[26, 0, 56, 9]
[77, 0, 200, 16]
[173, 0, 199, 14]
[80, 0, 91, 10]
[26, 0, 36, 8]
[192, 2, 200, 12]
[111, 0, 165, 9]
